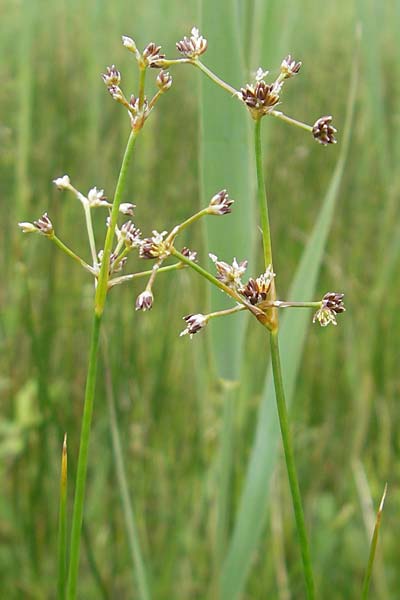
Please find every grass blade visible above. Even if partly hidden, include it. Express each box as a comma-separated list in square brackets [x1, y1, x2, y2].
[200, 0, 254, 570]
[361, 483, 388, 599]
[221, 32, 359, 600]
[57, 434, 68, 600]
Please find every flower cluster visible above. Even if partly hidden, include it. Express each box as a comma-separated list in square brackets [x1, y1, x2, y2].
[208, 189, 234, 215]
[313, 292, 345, 327]
[19, 212, 54, 236]
[176, 27, 208, 58]
[209, 254, 248, 289]
[139, 230, 169, 260]
[241, 81, 280, 116]
[239, 266, 275, 305]
[312, 116, 337, 145]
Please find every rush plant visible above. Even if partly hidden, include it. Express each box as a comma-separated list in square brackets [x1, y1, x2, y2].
[19, 27, 345, 599]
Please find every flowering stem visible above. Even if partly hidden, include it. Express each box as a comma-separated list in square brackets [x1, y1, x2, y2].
[270, 110, 313, 133]
[273, 301, 321, 309]
[166, 208, 209, 242]
[95, 129, 138, 315]
[270, 331, 315, 599]
[108, 262, 184, 289]
[51, 235, 96, 275]
[254, 118, 274, 269]
[66, 313, 102, 600]
[254, 119, 315, 599]
[67, 130, 139, 599]
[170, 247, 262, 319]
[83, 202, 98, 267]
[208, 305, 246, 320]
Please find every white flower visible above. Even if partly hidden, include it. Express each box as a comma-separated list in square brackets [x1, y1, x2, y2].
[87, 187, 110, 208]
[53, 175, 72, 190]
[119, 203, 136, 216]
[135, 290, 154, 311]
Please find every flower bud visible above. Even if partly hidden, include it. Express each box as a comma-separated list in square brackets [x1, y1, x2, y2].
[135, 290, 154, 311]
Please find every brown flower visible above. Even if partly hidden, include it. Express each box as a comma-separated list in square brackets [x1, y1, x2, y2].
[176, 27, 208, 58]
[312, 116, 337, 145]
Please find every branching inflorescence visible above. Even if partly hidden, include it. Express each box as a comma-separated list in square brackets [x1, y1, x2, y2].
[19, 27, 344, 337]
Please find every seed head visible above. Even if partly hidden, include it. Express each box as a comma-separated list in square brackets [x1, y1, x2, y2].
[180, 313, 208, 338]
[209, 253, 248, 289]
[139, 230, 169, 259]
[101, 65, 121, 87]
[312, 116, 337, 145]
[239, 265, 275, 305]
[53, 175, 72, 191]
[136, 290, 154, 311]
[19, 212, 54, 236]
[208, 189, 234, 215]
[156, 70, 173, 92]
[119, 203, 136, 216]
[120, 220, 142, 248]
[280, 55, 302, 79]
[176, 27, 208, 58]
[241, 81, 280, 117]
[142, 42, 165, 68]
[313, 292, 345, 326]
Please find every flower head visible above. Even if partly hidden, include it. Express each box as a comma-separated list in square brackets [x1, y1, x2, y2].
[156, 70, 173, 92]
[208, 189, 234, 215]
[135, 290, 154, 311]
[312, 116, 337, 145]
[122, 35, 139, 56]
[119, 203, 136, 216]
[209, 253, 248, 289]
[180, 246, 197, 262]
[139, 230, 169, 259]
[280, 55, 302, 79]
[176, 27, 208, 58]
[142, 42, 165, 68]
[19, 212, 54, 236]
[180, 313, 208, 338]
[120, 220, 142, 248]
[87, 187, 110, 208]
[313, 292, 345, 326]
[239, 265, 275, 305]
[101, 65, 121, 87]
[53, 175, 72, 191]
[241, 81, 280, 117]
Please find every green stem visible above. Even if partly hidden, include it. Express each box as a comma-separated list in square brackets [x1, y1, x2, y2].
[170, 247, 262, 319]
[66, 313, 102, 600]
[194, 60, 240, 98]
[270, 110, 313, 133]
[254, 118, 273, 268]
[51, 236, 95, 275]
[270, 331, 315, 599]
[254, 119, 315, 598]
[108, 262, 184, 288]
[95, 130, 138, 315]
[83, 203, 98, 267]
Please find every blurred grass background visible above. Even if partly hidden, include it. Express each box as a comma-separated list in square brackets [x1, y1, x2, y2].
[1, 0, 399, 598]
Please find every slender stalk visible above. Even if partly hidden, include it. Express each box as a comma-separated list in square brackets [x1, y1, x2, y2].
[95, 130, 138, 315]
[270, 331, 315, 599]
[57, 434, 68, 600]
[83, 203, 98, 267]
[271, 110, 313, 133]
[51, 235, 96, 275]
[66, 313, 102, 599]
[108, 262, 184, 288]
[102, 334, 151, 600]
[361, 484, 388, 599]
[254, 118, 273, 268]
[194, 60, 240, 98]
[254, 119, 315, 598]
[170, 247, 262, 319]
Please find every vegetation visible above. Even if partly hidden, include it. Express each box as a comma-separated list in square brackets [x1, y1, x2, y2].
[1, 1, 397, 598]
